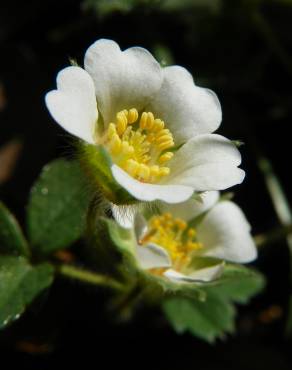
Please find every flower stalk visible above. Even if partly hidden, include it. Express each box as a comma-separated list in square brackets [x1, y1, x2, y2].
[57, 264, 124, 291]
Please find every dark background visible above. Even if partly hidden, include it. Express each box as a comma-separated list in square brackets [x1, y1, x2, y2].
[0, 0, 292, 368]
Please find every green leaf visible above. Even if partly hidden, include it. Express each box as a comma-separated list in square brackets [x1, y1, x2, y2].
[163, 265, 265, 342]
[163, 294, 235, 343]
[0, 202, 30, 257]
[27, 159, 91, 254]
[0, 255, 54, 329]
[205, 264, 265, 304]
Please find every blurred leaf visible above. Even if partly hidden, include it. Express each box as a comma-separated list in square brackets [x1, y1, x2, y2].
[163, 293, 235, 343]
[152, 44, 174, 66]
[27, 159, 91, 254]
[0, 201, 30, 257]
[159, 0, 222, 12]
[285, 296, 292, 335]
[0, 255, 54, 329]
[83, 0, 138, 16]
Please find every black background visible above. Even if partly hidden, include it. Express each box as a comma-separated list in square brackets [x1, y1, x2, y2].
[1, 1, 292, 368]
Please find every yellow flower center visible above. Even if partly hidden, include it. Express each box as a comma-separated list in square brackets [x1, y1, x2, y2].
[140, 212, 203, 271]
[103, 108, 175, 183]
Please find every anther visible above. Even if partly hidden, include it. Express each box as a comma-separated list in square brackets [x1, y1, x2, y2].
[159, 167, 170, 176]
[152, 119, 165, 132]
[125, 159, 140, 177]
[128, 108, 138, 123]
[146, 112, 154, 129]
[140, 112, 148, 129]
[116, 112, 128, 135]
[159, 152, 174, 163]
[138, 164, 150, 181]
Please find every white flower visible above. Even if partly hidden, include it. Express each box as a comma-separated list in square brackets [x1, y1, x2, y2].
[45, 39, 245, 204]
[112, 192, 257, 283]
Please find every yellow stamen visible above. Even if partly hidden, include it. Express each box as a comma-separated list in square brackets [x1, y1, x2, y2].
[140, 213, 204, 274]
[103, 108, 176, 183]
[159, 152, 174, 163]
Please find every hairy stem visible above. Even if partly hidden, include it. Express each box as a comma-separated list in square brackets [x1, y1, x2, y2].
[57, 264, 124, 291]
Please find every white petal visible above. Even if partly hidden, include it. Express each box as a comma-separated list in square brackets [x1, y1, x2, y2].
[165, 134, 245, 191]
[134, 213, 149, 241]
[84, 39, 163, 124]
[111, 204, 137, 229]
[136, 243, 171, 269]
[45, 66, 98, 144]
[196, 201, 257, 263]
[111, 164, 194, 203]
[159, 191, 219, 222]
[163, 263, 224, 283]
[147, 66, 222, 145]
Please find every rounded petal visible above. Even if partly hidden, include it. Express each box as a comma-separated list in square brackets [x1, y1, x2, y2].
[136, 243, 171, 269]
[159, 191, 219, 222]
[163, 263, 224, 283]
[196, 201, 257, 263]
[84, 39, 163, 124]
[45, 66, 98, 144]
[165, 134, 245, 191]
[111, 164, 194, 203]
[147, 66, 222, 145]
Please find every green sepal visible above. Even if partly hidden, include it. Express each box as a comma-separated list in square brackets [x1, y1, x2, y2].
[78, 142, 137, 205]
[0, 201, 30, 257]
[27, 158, 91, 255]
[0, 255, 54, 329]
[91, 217, 138, 275]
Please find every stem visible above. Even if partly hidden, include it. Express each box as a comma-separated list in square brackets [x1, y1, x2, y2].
[57, 264, 124, 291]
[257, 156, 292, 254]
[255, 223, 292, 247]
[251, 9, 292, 77]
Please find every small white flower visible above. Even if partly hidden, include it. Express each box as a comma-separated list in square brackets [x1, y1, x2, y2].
[112, 191, 257, 283]
[46, 39, 244, 204]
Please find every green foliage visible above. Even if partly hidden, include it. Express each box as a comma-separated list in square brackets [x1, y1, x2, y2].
[0, 255, 54, 329]
[27, 159, 91, 254]
[163, 295, 235, 343]
[83, 0, 161, 17]
[205, 264, 265, 303]
[163, 265, 264, 342]
[0, 202, 30, 257]
[83, 0, 222, 17]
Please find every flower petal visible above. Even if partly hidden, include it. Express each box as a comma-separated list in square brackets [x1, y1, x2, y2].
[136, 243, 171, 269]
[165, 134, 245, 191]
[45, 66, 98, 144]
[111, 204, 148, 240]
[159, 191, 219, 222]
[196, 201, 257, 263]
[84, 39, 163, 124]
[111, 204, 138, 229]
[147, 66, 222, 145]
[163, 263, 224, 283]
[111, 164, 194, 203]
